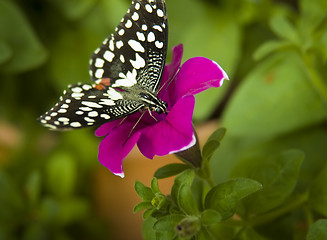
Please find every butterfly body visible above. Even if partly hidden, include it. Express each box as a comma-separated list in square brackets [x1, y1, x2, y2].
[39, 0, 168, 130]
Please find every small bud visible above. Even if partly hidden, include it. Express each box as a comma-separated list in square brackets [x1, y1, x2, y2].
[151, 193, 168, 210]
[175, 217, 201, 238]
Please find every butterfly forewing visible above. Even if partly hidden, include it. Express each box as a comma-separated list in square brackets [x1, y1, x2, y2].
[39, 0, 168, 130]
[89, 0, 168, 92]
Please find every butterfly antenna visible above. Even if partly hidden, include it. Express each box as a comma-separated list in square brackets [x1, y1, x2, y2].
[124, 110, 147, 145]
[157, 67, 181, 95]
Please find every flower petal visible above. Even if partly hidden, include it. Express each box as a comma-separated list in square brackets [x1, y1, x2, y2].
[98, 123, 141, 177]
[159, 44, 183, 106]
[175, 57, 229, 99]
[137, 95, 195, 159]
[95, 121, 121, 137]
[161, 44, 183, 84]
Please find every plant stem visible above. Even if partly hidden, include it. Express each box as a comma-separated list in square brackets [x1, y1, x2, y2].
[225, 192, 309, 227]
[302, 53, 327, 106]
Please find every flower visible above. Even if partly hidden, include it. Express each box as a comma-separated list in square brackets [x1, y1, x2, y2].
[95, 44, 229, 177]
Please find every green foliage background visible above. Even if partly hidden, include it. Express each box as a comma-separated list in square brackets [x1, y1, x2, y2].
[0, 0, 326, 239]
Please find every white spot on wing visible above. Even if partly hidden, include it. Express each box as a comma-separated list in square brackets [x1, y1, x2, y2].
[99, 99, 115, 106]
[84, 117, 95, 123]
[82, 84, 92, 91]
[153, 25, 163, 32]
[58, 117, 69, 122]
[155, 41, 163, 49]
[103, 50, 115, 62]
[128, 40, 145, 52]
[120, 55, 125, 63]
[100, 114, 110, 120]
[71, 122, 81, 127]
[132, 12, 139, 21]
[71, 93, 84, 98]
[82, 101, 103, 108]
[95, 69, 104, 79]
[95, 58, 105, 67]
[72, 87, 82, 93]
[116, 40, 124, 49]
[118, 29, 125, 36]
[109, 39, 114, 51]
[147, 32, 155, 42]
[130, 53, 145, 69]
[157, 9, 164, 17]
[88, 111, 98, 117]
[79, 107, 92, 111]
[142, 24, 147, 31]
[136, 32, 145, 41]
[58, 109, 67, 113]
[125, 19, 132, 28]
[107, 88, 123, 100]
[145, 4, 153, 13]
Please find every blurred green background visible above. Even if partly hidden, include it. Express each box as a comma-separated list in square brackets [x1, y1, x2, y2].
[0, 0, 326, 239]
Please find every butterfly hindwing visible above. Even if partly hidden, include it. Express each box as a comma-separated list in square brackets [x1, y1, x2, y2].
[38, 84, 144, 130]
[89, 0, 168, 92]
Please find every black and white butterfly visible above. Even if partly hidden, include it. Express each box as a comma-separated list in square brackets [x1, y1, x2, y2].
[39, 0, 168, 130]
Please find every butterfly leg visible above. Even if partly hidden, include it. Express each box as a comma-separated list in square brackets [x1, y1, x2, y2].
[147, 108, 159, 122]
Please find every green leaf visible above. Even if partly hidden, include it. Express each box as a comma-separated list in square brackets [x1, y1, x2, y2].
[153, 214, 185, 232]
[48, 0, 96, 20]
[307, 219, 327, 240]
[222, 52, 327, 139]
[300, 0, 327, 26]
[56, 198, 89, 225]
[309, 165, 327, 216]
[171, 170, 195, 205]
[172, 4, 240, 121]
[0, 1, 47, 73]
[211, 126, 327, 188]
[201, 209, 222, 226]
[269, 15, 300, 44]
[239, 227, 268, 240]
[202, 128, 226, 161]
[253, 40, 295, 60]
[154, 163, 191, 179]
[151, 177, 160, 194]
[46, 152, 77, 199]
[0, 169, 24, 223]
[232, 150, 304, 214]
[142, 217, 156, 240]
[25, 171, 41, 206]
[177, 184, 199, 216]
[204, 178, 262, 220]
[143, 208, 156, 220]
[133, 202, 153, 213]
[196, 227, 216, 240]
[0, 40, 12, 65]
[134, 181, 154, 201]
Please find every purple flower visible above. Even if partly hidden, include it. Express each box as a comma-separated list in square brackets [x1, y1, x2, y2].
[95, 44, 229, 177]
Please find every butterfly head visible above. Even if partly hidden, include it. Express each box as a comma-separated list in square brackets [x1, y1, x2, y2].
[139, 92, 168, 115]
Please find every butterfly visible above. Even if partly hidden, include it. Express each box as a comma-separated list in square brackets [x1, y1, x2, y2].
[39, 0, 168, 130]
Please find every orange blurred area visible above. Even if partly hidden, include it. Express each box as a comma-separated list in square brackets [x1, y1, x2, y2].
[93, 121, 217, 240]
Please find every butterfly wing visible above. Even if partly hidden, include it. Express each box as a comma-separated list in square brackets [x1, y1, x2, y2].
[38, 84, 144, 130]
[89, 0, 168, 92]
[39, 0, 168, 130]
